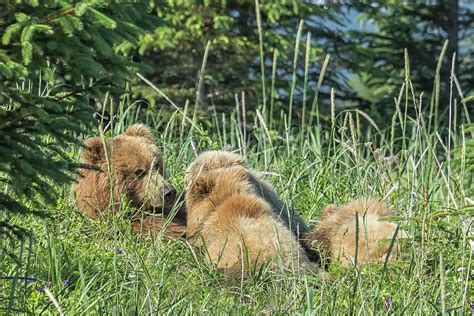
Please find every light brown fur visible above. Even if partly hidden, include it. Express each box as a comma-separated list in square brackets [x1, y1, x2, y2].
[186, 162, 315, 273]
[186, 151, 310, 235]
[304, 198, 404, 266]
[131, 216, 186, 239]
[74, 124, 186, 239]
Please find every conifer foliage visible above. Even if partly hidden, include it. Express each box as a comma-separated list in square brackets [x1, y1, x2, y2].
[0, 1, 158, 236]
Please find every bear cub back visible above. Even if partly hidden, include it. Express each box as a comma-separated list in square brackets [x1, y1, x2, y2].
[304, 198, 406, 266]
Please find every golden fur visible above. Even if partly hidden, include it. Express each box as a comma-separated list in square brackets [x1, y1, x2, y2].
[304, 198, 404, 266]
[186, 158, 315, 273]
[186, 151, 309, 234]
[74, 124, 186, 238]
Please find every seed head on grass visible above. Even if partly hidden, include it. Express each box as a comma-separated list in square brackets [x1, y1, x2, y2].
[383, 298, 393, 311]
[113, 246, 125, 255]
[63, 278, 71, 287]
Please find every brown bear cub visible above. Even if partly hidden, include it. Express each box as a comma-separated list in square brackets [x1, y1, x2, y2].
[185, 151, 316, 273]
[74, 124, 186, 239]
[303, 198, 405, 266]
[185, 151, 309, 237]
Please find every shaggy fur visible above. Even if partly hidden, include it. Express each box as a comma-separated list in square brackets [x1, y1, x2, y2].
[185, 151, 309, 236]
[74, 124, 186, 238]
[186, 162, 315, 273]
[304, 198, 404, 266]
[131, 215, 186, 239]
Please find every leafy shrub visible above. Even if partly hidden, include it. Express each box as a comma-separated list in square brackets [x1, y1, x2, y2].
[0, 0, 158, 237]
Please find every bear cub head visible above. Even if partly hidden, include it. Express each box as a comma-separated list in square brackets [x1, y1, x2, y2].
[184, 150, 247, 191]
[186, 165, 257, 233]
[75, 124, 180, 220]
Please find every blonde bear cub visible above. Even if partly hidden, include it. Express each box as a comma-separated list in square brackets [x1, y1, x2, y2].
[305, 198, 406, 266]
[185, 151, 315, 273]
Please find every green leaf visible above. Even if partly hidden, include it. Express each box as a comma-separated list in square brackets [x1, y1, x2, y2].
[75, 2, 89, 16]
[18, 160, 35, 175]
[58, 16, 76, 36]
[2, 23, 22, 45]
[21, 42, 33, 65]
[0, 62, 13, 78]
[87, 8, 117, 29]
[461, 95, 474, 104]
[15, 13, 29, 22]
[35, 24, 54, 35]
[20, 25, 35, 44]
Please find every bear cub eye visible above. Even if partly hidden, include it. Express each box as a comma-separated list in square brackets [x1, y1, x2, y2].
[135, 169, 146, 178]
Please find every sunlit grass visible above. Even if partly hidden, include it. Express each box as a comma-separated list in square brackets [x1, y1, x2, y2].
[1, 48, 473, 314]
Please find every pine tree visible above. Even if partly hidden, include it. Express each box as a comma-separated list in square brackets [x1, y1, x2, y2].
[346, 1, 474, 123]
[130, 1, 348, 118]
[0, 1, 159, 239]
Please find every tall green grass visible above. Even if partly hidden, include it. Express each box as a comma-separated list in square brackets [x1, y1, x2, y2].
[1, 40, 473, 314]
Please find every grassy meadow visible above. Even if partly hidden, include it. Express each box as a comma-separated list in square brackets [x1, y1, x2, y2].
[1, 58, 473, 314]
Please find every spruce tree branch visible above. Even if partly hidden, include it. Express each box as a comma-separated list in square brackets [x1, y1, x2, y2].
[40, 6, 76, 24]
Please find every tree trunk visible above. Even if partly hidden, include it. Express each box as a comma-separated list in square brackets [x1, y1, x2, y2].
[446, 0, 459, 77]
[446, 0, 460, 125]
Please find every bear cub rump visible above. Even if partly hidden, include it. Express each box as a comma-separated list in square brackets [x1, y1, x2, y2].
[185, 151, 315, 273]
[304, 198, 405, 266]
[74, 124, 186, 238]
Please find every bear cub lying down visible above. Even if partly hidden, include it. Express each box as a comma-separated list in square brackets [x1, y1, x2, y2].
[185, 151, 316, 273]
[74, 124, 186, 238]
[304, 198, 405, 266]
[74, 124, 405, 269]
[186, 151, 404, 270]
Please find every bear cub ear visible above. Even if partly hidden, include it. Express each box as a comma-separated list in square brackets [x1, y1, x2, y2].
[320, 204, 338, 219]
[191, 176, 215, 199]
[82, 137, 105, 164]
[125, 124, 154, 143]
